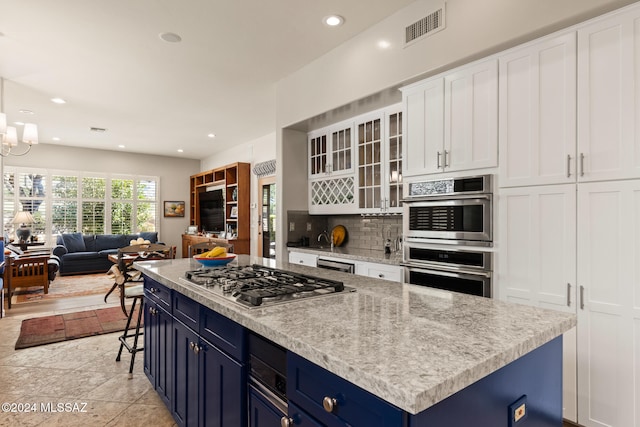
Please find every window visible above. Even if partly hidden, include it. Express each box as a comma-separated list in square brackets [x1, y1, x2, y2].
[2, 168, 159, 242]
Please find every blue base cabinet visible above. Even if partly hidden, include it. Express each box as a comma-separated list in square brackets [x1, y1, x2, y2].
[287, 352, 406, 427]
[144, 277, 247, 427]
[248, 385, 286, 427]
[143, 297, 172, 407]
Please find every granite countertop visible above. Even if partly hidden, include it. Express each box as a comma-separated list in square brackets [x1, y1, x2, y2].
[135, 255, 575, 415]
[287, 245, 403, 265]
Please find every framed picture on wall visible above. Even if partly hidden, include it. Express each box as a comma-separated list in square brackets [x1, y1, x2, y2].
[164, 201, 185, 217]
[230, 206, 238, 218]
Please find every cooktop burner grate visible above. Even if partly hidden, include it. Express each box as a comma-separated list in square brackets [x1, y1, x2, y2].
[181, 264, 349, 308]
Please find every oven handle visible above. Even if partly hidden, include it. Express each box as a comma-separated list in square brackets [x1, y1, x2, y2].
[401, 194, 492, 203]
[249, 379, 287, 415]
[402, 264, 492, 279]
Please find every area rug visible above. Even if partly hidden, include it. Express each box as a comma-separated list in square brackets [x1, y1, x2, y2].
[15, 306, 142, 349]
[11, 273, 115, 304]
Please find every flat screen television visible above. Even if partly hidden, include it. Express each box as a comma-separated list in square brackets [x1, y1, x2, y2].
[199, 189, 225, 233]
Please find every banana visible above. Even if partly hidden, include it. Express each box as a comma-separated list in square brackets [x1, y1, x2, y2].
[200, 246, 227, 258]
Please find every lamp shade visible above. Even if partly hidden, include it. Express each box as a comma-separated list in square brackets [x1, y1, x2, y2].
[0, 112, 6, 135]
[3, 126, 18, 147]
[22, 123, 38, 145]
[12, 211, 35, 225]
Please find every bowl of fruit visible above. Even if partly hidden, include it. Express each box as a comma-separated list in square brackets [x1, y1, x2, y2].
[193, 247, 236, 267]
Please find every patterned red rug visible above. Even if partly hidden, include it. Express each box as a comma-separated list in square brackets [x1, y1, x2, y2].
[14, 306, 142, 349]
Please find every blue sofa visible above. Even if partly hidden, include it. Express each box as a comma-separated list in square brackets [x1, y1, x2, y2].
[53, 232, 160, 276]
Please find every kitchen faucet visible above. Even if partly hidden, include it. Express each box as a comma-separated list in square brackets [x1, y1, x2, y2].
[317, 231, 334, 249]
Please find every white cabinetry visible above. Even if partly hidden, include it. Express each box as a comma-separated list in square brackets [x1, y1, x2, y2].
[402, 77, 444, 176]
[308, 120, 357, 214]
[576, 180, 640, 427]
[288, 251, 318, 267]
[355, 105, 403, 214]
[355, 261, 403, 282]
[577, 10, 640, 182]
[401, 58, 497, 177]
[498, 184, 577, 420]
[498, 32, 577, 187]
[443, 59, 498, 172]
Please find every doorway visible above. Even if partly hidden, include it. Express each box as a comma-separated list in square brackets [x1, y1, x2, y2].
[257, 176, 276, 258]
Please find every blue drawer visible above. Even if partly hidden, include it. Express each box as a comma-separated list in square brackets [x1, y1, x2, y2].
[200, 305, 246, 361]
[143, 277, 171, 312]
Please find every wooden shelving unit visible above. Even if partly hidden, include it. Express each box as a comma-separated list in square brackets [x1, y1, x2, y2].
[188, 162, 250, 255]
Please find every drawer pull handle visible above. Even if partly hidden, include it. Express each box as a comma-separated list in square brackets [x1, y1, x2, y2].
[280, 416, 294, 427]
[322, 396, 338, 413]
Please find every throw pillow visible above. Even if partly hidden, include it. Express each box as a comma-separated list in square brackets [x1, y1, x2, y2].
[62, 232, 86, 253]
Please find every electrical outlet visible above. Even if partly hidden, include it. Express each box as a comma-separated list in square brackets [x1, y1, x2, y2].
[508, 395, 527, 427]
[306, 222, 312, 231]
[289, 222, 295, 232]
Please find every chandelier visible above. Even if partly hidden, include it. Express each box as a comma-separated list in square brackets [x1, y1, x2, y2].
[0, 77, 39, 157]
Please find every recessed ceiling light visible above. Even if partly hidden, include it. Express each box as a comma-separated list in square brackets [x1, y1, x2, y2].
[207, 133, 216, 138]
[19, 109, 34, 115]
[159, 32, 182, 43]
[177, 149, 184, 153]
[323, 15, 344, 27]
[52, 137, 61, 141]
[377, 40, 391, 49]
[118, 144, 125, 148]
[51, 98, 66, 104]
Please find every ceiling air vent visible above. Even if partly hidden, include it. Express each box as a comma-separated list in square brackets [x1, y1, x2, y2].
[405, 4, 445, 47]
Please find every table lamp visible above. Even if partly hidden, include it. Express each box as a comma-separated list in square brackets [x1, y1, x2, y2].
[13, 211, 35, 247]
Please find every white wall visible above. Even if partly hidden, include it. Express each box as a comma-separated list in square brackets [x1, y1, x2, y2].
[200, 132, 276, 255]
[276, 0, 637, 129]
[2, 143, 200, 252]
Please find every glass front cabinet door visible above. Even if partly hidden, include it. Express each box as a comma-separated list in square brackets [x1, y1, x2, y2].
[356, 104, 403, 215]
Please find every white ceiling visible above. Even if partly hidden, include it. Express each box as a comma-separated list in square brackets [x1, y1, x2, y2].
[0, 0, 415, 160]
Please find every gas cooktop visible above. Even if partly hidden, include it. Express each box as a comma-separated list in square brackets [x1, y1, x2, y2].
[179, 264, 354, 309]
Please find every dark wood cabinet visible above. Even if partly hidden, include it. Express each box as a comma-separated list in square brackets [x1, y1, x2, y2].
[189, 162, 250, 255]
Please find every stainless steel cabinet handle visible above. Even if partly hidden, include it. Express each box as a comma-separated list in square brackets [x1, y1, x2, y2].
[579, 153, 585, 177]
[567, 155, 571, 178]
[580, 285, 585, 310]
[194, 344, 201, 355]
[444, 150, 450, 168]
[437, 151, 442, 169]
[566, 283, 571, 307]
[189, 341, 195, 351]
[322, 396, 338, 413]
[149, 287, 156, 294]
[280, 417, 294, 427]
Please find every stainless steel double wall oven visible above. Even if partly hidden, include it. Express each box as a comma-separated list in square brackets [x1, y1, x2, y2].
[402, 175, 494, 297]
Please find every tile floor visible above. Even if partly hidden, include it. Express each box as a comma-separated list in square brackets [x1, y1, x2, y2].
[0, 294, 176, 426]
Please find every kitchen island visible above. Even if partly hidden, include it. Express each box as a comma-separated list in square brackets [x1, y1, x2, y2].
[135, 255, 575, 426]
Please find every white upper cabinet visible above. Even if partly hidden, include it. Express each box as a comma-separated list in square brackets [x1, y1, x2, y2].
[577, 8, 640, 182]
[499, 32, 577, 187]
[402, 77, 444, 176]
[443, 58, 498, 172]
[308, 120, 354, 179]
[355, 105, 403, 214]
[402, 58, 498, 177]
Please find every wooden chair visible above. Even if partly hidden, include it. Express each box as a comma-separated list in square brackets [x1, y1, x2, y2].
[188, 241, 234, 257]
[5, 254, 51, 309]
[113, 243, 173, 378]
